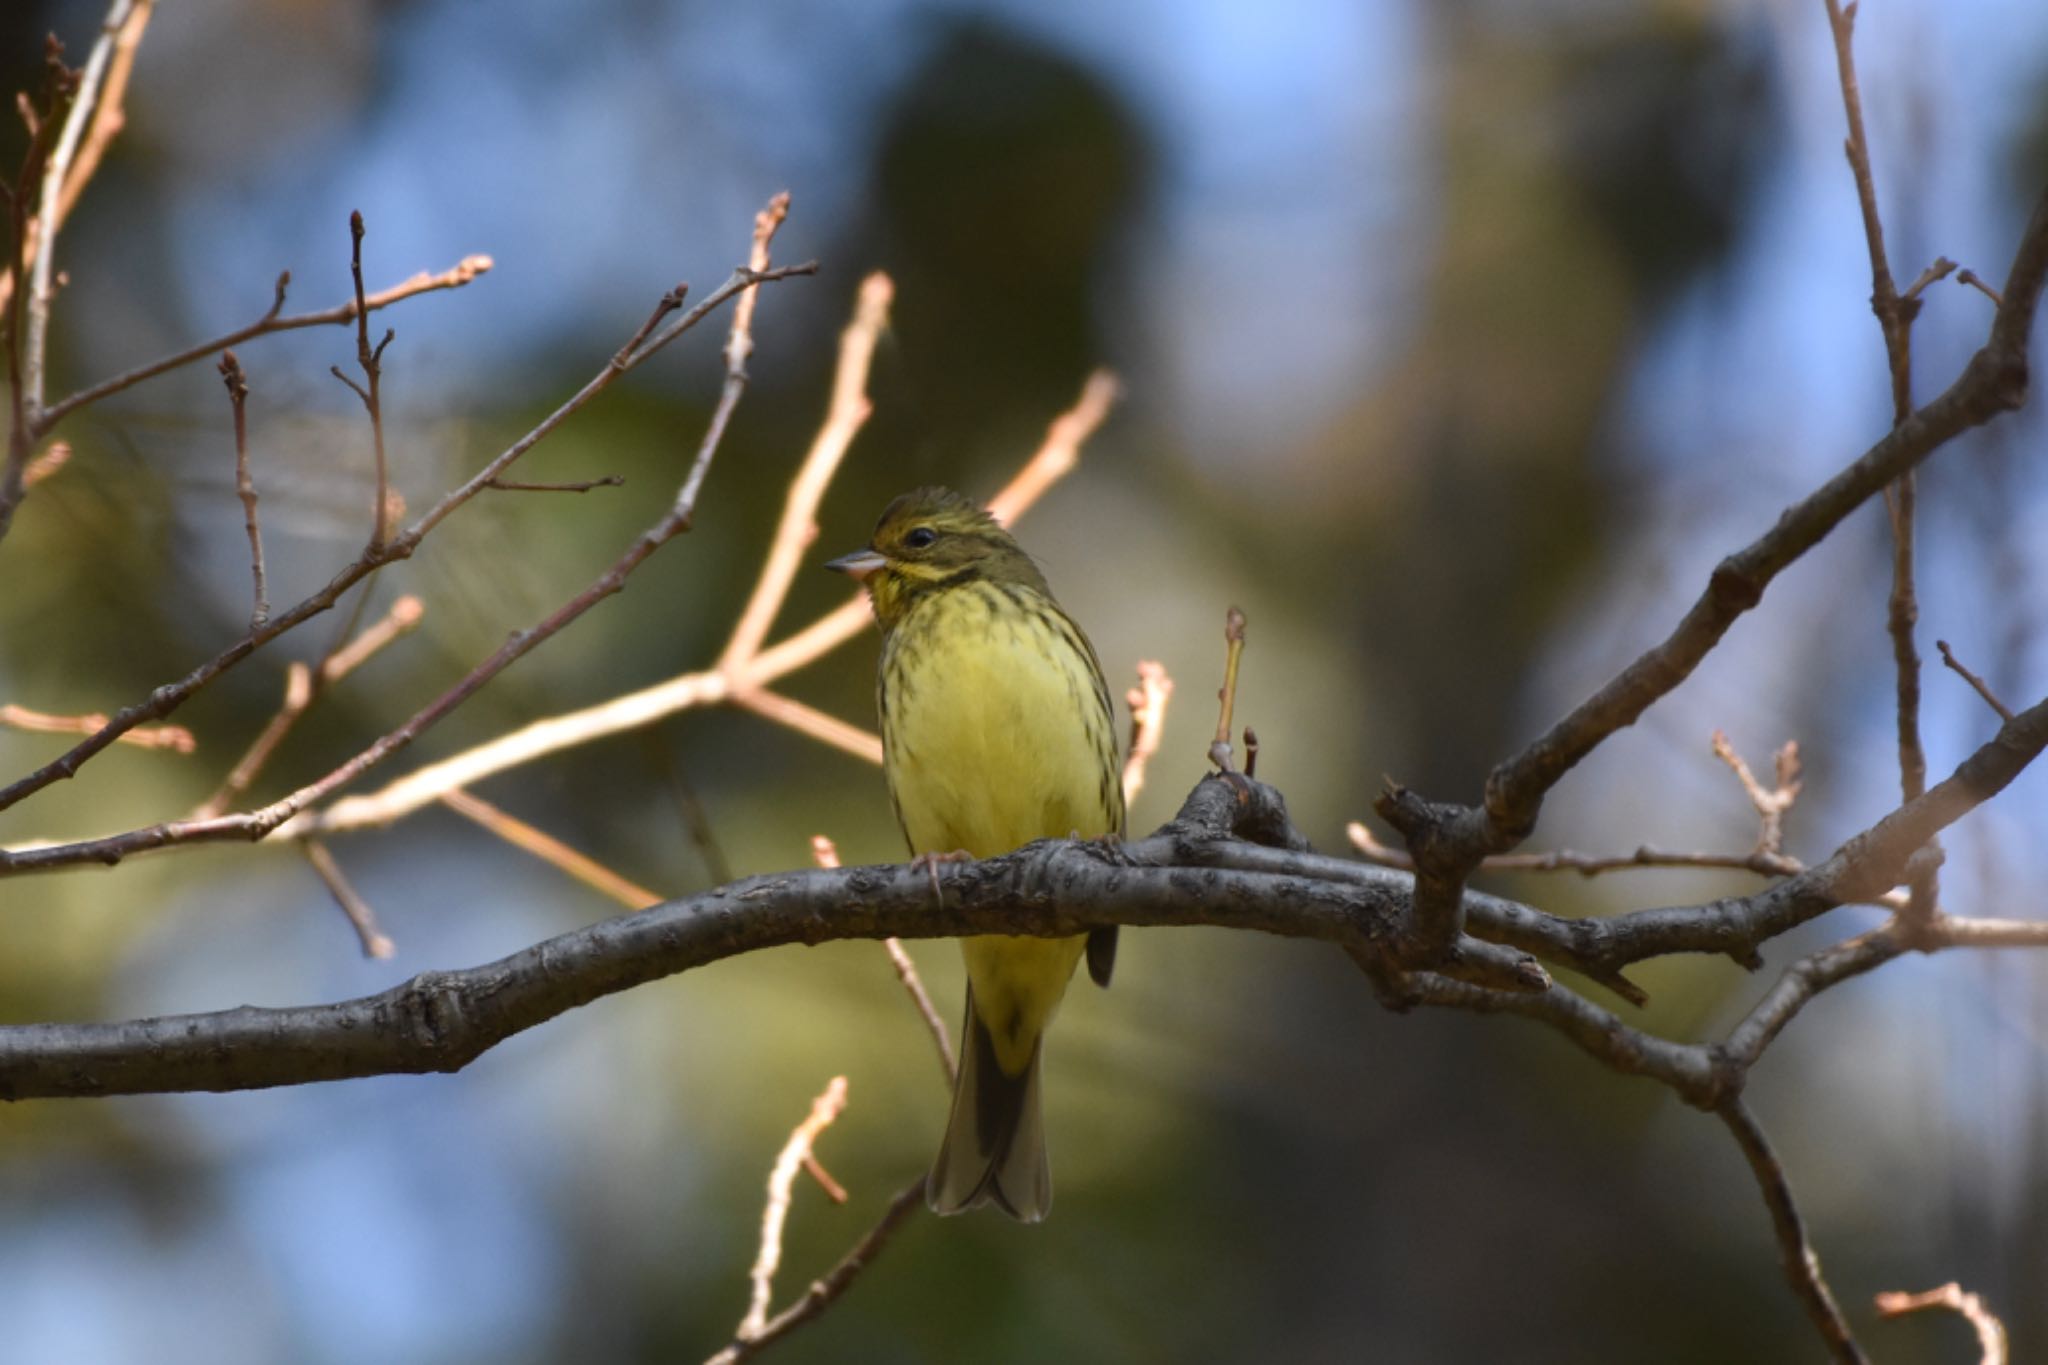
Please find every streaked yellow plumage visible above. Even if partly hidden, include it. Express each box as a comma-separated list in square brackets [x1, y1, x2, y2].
[828, 487, 1120, 1222]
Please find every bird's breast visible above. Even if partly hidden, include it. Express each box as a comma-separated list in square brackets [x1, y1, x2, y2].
[880, 584, 1117, 859]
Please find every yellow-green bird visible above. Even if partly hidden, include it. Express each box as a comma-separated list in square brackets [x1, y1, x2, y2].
[828, 487, 1121, 1222]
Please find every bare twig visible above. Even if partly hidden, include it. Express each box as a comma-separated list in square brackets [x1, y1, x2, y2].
[1710, 731, 1802, 857]
[1345, 821, 1801, 880]
[47, 0, 151, 231]
[983, 368, 1120, 524]
[330, 211, 394, 549]
[800, 1154, 847, 1205]
[1901, 256, 1958, 300]
[731, 689, 881, 765]
[1719, 1098, 1867, 1363]
[316, 595, 427, 683]
[1821, 0, 1940, 929]
[1955, 268, 2003, 307]
[1822, 0, 1909, 421]
[704, 1179, 925, 1365]
[1121, 661, 1173, 808]
[0, 0, 153, 318]
[441, 787, 660, 911]
[721, 271, 893, 674]
[300, 839, 395, 959]
[22, 0, 148, 430]
[674, 192, 789, 527]
[37, 253, 494, 436]
[1208, 608, 1247, 773]
[1935, 639, 2015, 721]
[1, 32, 84, 545]
[0, 704, 191, 752]
[1874, 1282, 2009, 1365]
[22, 439, 69, 487]
[217, 350, 267, 629]
[733, 1076, 850, 1343]
[1720, 925, 1902, 1068]
[190, 595, 425, 819]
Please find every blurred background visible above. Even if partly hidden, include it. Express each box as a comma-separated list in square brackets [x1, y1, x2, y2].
[3, 0, 2047, 1360]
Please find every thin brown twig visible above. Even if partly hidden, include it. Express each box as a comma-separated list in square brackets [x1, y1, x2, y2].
[441, 787, 660, 911]
[675, 192, 789, 527]
[1208, 608, 1247, 773]
[1935, 639, 2015, 722]
[1710, 731, 1802, 857]
[0, 0, 153, 319]
[1344, 821, 1802, 880]
[706, 1179, 925, 1365]
[1360, 714, 1926, 972]
[881, 937, 956, 1084]
[217, 350, 267, 629]
[1955, 268, 2004, 307]
[720, 271, 893, 674]
[736, 1075, 850, 1342]
[330, 211, 394, 549]
[983, 368, 1121, 524]
[1121, 660, 1173, 809]
[47, 0, 151, 231]
[190, 595, 425, 819]
[1, 35, 85, 547]
[800, 1154, 848, 1204]
[1927, 913, 2048, 948]
[1822, 0, 1909, 420]
[0, 704, 191, 752]
[316, 595, 427, 683]
[1718, 1098, 1868, 1364]
[36, 252, 494, 435]
[22, 0, 147, 429]
[1901, 256, 1957, 301]
[732, 689, 882, 765]
[300, 839, 395, 959]
[813, 834, 955, 1083]
[1874, 1283, 2008, 1365]
[22, 440, 68, 487]
[1822, 0, 1939, 927]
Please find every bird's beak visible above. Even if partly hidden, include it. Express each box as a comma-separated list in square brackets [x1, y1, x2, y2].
[824, 548, 887, 582]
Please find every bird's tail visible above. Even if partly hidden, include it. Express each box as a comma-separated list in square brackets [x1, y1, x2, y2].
[926, 986, 1050, 1222]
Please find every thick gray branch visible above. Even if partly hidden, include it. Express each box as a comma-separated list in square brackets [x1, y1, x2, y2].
[0, 837, 1403, 1100]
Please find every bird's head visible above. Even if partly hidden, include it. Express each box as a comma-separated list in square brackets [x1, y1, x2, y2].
[825, 486, 1049, 629]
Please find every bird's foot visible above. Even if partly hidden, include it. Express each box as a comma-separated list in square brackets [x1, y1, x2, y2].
[908, 849, 974, 906]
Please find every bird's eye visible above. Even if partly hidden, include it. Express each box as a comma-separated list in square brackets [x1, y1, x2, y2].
[903, 526, 939, 550]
